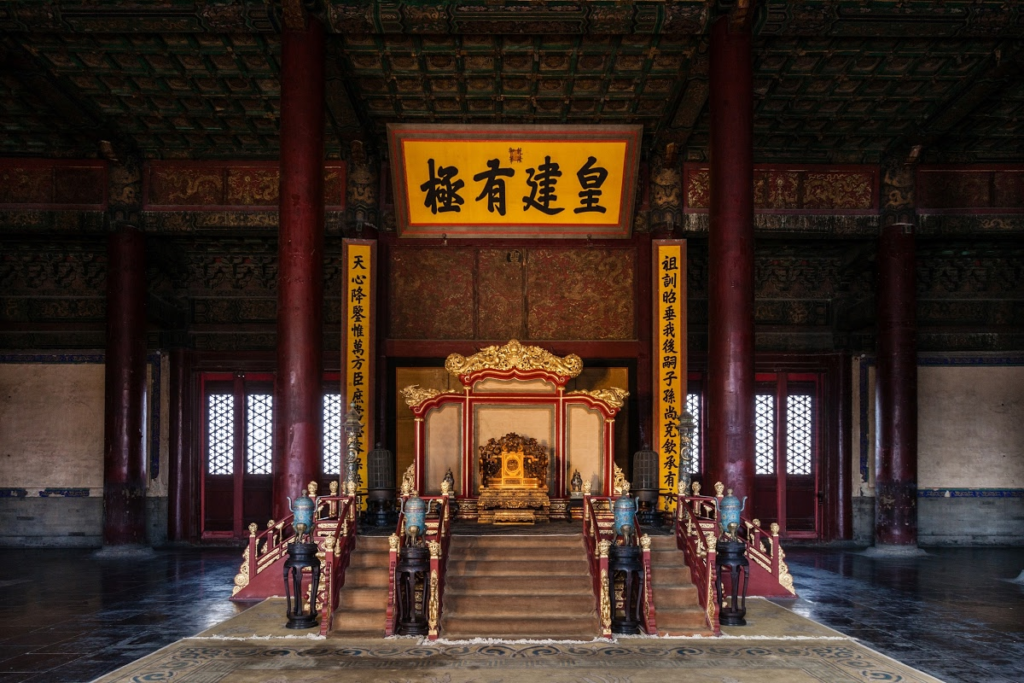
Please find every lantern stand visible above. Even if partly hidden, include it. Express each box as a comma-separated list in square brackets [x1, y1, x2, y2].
[283, 520, 322, 629]
[395, 526, 429, 635]
[714, 522, 749, 626]
[608, 531, 643, 634]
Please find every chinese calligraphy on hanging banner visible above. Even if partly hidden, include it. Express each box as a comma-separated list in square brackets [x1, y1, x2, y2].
[654, 241, 687, 512]
[343, 240, 375, 501]
[388, 124, 642, 239]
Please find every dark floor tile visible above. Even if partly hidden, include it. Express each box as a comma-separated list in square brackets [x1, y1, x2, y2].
[0, 674, 37, 683]
[0, 655, 81, 675]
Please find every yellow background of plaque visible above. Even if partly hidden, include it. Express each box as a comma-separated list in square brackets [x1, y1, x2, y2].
[402, 139, 628, 226]
[344, 242, 372, 494]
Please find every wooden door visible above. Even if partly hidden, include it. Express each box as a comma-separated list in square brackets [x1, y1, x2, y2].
[201, 373, 275, 541]
[751, 373, 821, 540]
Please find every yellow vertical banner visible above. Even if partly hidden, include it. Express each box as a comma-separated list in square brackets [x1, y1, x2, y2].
[653, 240, 687, 512]
[342, 240, 376, 501]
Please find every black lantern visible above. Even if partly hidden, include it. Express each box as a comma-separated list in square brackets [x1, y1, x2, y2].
[367, 442, 396, 526]
[677, 409, 697, 496]
[608, 539, 644, 634]
[714, 526, 749, 626]
[283, 540, 322, 629]
[342, 401, 363, 495]
[632, 444, 659, 526]
[395, 536, 430, 635]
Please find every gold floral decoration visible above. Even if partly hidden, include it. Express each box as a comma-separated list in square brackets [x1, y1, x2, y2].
[400, 384, 458, 408]
[444, 339, 583, 379]
[566, 387, 629, 409]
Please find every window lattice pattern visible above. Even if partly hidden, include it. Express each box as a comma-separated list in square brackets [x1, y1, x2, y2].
[787, 395, 813, 475]
[207, 394, 234, 475]
[755, 394, 775, 475]
[323, 393, 342, 476]
[684, 393, 701, 474]
[246, 394, 273, 475]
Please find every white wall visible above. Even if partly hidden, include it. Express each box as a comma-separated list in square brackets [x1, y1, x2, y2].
[0, 363, 105, 492]
[918, 365, 1024, 489]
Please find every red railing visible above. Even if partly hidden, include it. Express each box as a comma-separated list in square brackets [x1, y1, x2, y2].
[674, 491, 721, 634]
[634, 510, 658, 636]
[231, 482, 357, 605]
[427, 493, 452, 640]
[581, 494, 613, 638]
[385, 491, 453, 639]
[582, 494, 658, 636]
[317, 495, 358, 636]
[674, 482, 799, 634]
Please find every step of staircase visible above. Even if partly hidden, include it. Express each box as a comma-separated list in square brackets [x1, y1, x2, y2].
[331, 535, 390, 637]
[440, 534, 599, 639]
[648, 535, 711, 635]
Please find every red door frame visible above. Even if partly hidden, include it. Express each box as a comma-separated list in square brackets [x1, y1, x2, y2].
[199, 371, 274, 541]
[754, 371, 820, 539]
[687, 352, 850, 542]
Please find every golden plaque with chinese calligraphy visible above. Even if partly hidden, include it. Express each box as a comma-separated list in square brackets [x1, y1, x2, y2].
[388, 124, 642, 239]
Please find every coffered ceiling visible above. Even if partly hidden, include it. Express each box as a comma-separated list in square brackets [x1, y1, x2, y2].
[0, 0, 1022, 163]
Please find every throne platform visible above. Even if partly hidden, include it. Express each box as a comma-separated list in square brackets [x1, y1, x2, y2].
[477, 432, 550, 524]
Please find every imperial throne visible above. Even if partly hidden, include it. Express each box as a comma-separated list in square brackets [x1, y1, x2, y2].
[476, 433, 550, 524]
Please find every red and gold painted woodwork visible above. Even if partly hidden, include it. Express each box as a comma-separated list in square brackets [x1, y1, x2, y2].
[387, 244, 636, 341]
[0, 159, 107, 209]
[342, 239, 376, 496]
[917, 165, 1024, 214]
[143, 161, 346, 211]
[400, 340, 627, 510]
[684, 164, 878, 214]
[653, 240, 686, 513]
[388, 124, 642, 239]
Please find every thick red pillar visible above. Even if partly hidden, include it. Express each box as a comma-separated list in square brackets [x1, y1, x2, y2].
[167, 346, 192, 543]
[103, 227, 148, 547]
[875, 224, 918, 547]
[706, 17, 756, 501]
[273, 17, 326, 520]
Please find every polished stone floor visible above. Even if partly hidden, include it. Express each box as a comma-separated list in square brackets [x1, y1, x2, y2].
[0, 544, 1020, 683]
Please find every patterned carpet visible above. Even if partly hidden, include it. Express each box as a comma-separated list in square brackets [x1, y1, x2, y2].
[93, 599, 944, 683]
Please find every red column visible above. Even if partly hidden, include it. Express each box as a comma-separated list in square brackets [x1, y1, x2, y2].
[167, 346, 192, 543]
[103, 227, 148, 547]
[273, 17, 326, 520]
[706, 17, 756, 501]
[875, 224, 918, 547]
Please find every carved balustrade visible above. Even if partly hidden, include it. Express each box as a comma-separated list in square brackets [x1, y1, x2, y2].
[674, 486, 721, 634]
[386, 476, 453, 639]
[231, 481, 359, 636]
[674, 480, 797, 635]
[582, 489, 656, 637]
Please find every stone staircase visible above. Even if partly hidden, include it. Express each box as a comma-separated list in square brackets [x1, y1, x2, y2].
[440, 534, 599, 639]
[648, 535, 711, 635]
[331, 535, 390, 637]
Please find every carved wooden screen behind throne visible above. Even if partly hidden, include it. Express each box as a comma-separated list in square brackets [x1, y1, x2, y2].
[401, 340, 627, 520]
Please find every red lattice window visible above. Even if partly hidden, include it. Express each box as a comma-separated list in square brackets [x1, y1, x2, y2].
[786, 394, 813, 476]
[755, 393, 776, 475]
[206, 394, 234, 476]
[323, 392, 342, 476]
[684, 392, 701, 475]
[245, 394, 273, 475]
